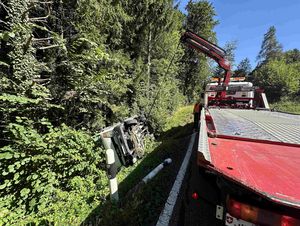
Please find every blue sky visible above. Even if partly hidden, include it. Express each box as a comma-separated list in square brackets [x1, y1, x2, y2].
[177, 0, 300, 68]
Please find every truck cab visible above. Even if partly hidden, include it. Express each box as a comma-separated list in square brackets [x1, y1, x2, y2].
[205, 79, 254, 108]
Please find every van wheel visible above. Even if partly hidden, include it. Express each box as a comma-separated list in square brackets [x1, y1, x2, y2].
[124, 119, 138, 127]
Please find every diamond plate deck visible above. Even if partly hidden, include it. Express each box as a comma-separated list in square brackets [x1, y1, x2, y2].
[209, 109, 300, 144]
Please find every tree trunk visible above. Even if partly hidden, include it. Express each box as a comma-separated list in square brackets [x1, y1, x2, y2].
[147, 24, 152, 97]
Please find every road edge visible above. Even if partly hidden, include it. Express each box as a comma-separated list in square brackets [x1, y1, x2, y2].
[156, 133, 196, 226]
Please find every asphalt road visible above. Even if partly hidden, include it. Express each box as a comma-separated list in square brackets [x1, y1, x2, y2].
[171, 132, 222, 226]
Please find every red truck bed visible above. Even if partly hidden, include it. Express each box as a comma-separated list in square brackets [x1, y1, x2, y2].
[198, 108, 300, 208]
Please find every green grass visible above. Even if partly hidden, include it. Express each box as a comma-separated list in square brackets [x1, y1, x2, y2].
[81, 105, 194, 226]
[163, 105, 194, 131]
[270, 100, 300, 114]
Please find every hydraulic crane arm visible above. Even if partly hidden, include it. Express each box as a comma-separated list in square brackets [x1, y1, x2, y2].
[180, 30, 232, 98]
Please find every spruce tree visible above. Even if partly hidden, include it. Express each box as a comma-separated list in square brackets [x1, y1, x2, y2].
[179, 0, 218, 101]
[235, 57, 252, 77]
[256, 26, 283, 64]
[214, 40, 237, 78]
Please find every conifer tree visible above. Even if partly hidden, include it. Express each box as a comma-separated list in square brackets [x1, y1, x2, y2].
[179, 0, 218, 101]
[256, 26, 283, 64]
[235, 57, 252, 77]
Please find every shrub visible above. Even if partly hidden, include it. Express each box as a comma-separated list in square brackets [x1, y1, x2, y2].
[0, 117, 107, 225]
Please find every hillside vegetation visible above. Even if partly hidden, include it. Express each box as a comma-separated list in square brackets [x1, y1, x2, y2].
[251, 26, 300, 104]
[271, 100, 300, 114]
[0, 0, 217, 224]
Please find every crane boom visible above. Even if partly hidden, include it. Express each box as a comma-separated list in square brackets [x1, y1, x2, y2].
[180, 30, 231, 98]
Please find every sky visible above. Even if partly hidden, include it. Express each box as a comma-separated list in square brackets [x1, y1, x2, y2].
[178, 0, 300, 68]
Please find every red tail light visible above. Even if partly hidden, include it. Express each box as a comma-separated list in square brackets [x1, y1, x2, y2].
[281, 215, 297, 226]
[240, 203, 258, 222]
[192, 192, 199, 200]
[227, 199, 258, 222]
[228, 199, 242, 217]
[227, 198, 300, 226]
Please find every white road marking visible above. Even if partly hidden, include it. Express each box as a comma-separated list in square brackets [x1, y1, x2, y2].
[156, 133, 196, 226]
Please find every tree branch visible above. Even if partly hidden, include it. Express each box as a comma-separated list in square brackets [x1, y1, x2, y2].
[29, 2, 51, 22]
[0, 19, 9, 26]
[29, 15, 49, 22]
[32, 37, 53, 42]
[31, 0, 53, 4]
[37, 44, 59, 50]
[0, 1, 9, 12]
[32, 78, 51, 83]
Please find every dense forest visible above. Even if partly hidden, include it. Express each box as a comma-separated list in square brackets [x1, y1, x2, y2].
[0, 0, 299, 225]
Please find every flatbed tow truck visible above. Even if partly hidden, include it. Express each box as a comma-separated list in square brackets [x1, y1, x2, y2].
[181, 31, 300, 225]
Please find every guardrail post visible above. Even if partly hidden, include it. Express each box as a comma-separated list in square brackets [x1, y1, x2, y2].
[142, 158, 172, 184]
[106, 149, 119, 202]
